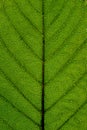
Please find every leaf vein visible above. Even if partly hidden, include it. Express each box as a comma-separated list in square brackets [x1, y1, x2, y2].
[0, 36, 41, 85]
[46, 18, 81, 61]
[27, 0, 40, 13]
[0, 68, 40, 112]
[46, 39, 87, 85]
[0, 95, 40, 127]
[14, 0, 42, 34]
[0, 118, 14, 130]
[3, 9, 42, 61]
[57, 101, 87, 130]
[45, 72, 86, 112]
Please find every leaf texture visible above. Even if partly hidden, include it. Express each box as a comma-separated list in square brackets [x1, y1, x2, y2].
[0, 0, 87, 130]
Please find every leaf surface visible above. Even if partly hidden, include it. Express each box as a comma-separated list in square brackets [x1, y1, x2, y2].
[0, 0, 87, 130]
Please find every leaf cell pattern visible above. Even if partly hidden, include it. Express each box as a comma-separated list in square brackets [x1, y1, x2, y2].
[0, 0, 87, 130]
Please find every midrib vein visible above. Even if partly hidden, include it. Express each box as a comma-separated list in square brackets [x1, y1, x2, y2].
[41, 0, 45, 130]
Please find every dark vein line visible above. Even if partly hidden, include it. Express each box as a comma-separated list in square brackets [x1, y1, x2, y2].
[46, 18, 81, 61]
[0, 95, 40, 127]
[0, 35, 41, 85]
[0, 118, 15, 130]
[2, 7, 42, 61]
[27, 0, 40, 13]
[49, 0, 68, 26]
[57, 101, 87, 130]
[45, 72, 86, 112]
[14, 0, 42, 34]
[41, 0, 45, 130]
[47, 4, 77, 42]
[45, 39, 87, 85]
[0, 68, 40, 112]
[48, 0, 83, 32]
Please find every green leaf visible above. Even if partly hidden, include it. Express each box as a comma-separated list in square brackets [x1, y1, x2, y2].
[0, 0, 87, 130]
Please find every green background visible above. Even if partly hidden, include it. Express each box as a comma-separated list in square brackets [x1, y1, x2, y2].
[0, 0, 87, 130]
